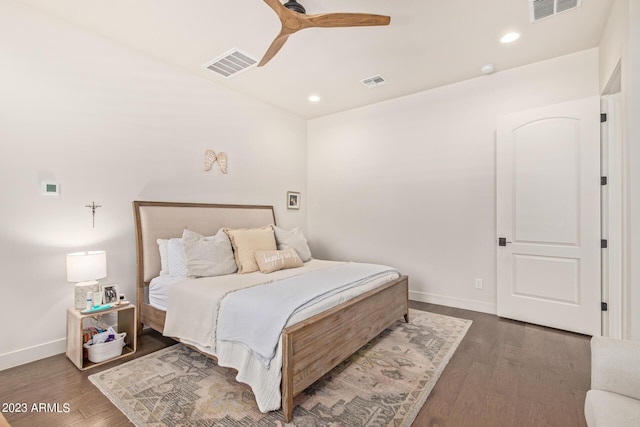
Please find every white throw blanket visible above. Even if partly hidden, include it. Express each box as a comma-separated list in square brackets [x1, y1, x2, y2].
[163, 260, 342, 351]
[217, 263, 400, 368]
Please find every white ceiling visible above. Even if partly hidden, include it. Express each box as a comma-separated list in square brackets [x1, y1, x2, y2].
[16, 0, 614, 119]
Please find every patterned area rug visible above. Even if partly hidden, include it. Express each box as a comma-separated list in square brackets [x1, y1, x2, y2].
[89, 309, 471, 426]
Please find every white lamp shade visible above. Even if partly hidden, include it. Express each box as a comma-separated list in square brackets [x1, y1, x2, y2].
[66, 251, 107, 282]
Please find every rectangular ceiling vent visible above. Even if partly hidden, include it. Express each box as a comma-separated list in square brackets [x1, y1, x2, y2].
[361, 75, 388, 89]
[202, 48, 257, 78]
[529, 0, 582, 22]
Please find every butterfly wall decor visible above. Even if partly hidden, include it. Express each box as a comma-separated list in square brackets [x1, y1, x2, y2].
[203, 149, 228, 174]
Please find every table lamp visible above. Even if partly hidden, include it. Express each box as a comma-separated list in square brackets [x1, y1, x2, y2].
[66, 251, 107, 309]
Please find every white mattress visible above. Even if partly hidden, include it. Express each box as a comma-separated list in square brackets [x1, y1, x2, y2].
[149, 275, 184, 311]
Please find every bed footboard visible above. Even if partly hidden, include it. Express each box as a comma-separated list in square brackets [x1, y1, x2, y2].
[281, 275, 409, 422]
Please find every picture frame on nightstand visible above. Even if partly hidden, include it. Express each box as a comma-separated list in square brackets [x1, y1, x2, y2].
[101, 283, 119, 304]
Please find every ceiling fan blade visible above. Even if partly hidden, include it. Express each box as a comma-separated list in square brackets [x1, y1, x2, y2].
[258, 30, 293, 67]
[303, 12, 391, 29]
[257, 3, 390, 66]
[262, 0, 286, 16]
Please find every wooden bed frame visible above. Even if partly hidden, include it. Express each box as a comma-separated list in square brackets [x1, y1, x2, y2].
[132, 200, 409, 422]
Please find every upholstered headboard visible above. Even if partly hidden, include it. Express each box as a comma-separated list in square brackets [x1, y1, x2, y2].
[132, 201, 276, 285]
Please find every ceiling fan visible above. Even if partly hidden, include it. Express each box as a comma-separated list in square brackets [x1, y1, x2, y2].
[258, 0, 391, 67]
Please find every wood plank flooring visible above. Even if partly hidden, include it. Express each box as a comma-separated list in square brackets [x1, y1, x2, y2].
[0, 302, 591, 426]
[412, 301, 591, 427]
[0, 331, 176, 427]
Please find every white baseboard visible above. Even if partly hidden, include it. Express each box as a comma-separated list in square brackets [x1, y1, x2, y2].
[0, 339, 66, 371]
[409, 290, 497, 315]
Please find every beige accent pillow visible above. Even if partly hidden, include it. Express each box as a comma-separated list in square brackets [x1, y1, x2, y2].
[254, 248, 303, 274]
[182, 229, 237, 278]
[224, 226, 277, 273]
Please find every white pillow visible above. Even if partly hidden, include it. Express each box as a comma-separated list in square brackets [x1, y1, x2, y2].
[273, 226, 312, 262]
[157, 239, 169, 276]
[182, 229, 237, 278]
[167, 238, 186, 277]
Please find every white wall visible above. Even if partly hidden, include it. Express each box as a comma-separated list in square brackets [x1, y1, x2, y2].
[0, 0, 307, 370]
[308, 49, 600, 315]
[599, 0, 628, 92]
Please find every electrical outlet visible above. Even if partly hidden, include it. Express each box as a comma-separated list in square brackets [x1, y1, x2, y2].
[475, 278, 483, 289]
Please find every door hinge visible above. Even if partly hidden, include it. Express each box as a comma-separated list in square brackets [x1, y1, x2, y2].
[601, 113, 608, 123]
[601, 302, 608, 311]
[601, 176, 607, 185]
[601, 239, 608, 249]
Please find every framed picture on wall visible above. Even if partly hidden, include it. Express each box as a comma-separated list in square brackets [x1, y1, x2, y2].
[101, 284, 120, 304]
[287, 191, 300, 210]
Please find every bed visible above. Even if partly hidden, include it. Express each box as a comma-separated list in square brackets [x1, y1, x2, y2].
[132, 200, 409, 422]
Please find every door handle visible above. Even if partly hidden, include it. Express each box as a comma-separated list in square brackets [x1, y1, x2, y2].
[498, 237, 512, 246]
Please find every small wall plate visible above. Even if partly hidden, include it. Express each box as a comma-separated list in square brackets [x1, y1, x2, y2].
[41, 181, 59, 196]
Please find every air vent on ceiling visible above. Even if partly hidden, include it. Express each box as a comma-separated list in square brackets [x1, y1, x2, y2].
[202, 48, 257, 78]
[529, 0, 582, 22]
[361, 75, 388, 88]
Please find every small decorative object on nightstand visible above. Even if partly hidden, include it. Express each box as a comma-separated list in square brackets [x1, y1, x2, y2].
[66, 303, 136, 370]
[66, 251, 107, 310]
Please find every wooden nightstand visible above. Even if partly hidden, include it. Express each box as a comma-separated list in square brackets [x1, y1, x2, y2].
[66, 304, 137, 370]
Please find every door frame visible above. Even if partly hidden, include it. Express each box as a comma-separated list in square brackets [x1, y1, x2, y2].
[601, 61, 626, 338]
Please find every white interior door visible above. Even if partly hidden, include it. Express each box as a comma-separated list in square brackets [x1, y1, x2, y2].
[496, 97, 601, 336]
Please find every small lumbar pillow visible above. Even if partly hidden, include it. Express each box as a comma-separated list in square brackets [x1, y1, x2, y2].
[255, 248, 303, 274]
[224, 226, 277, 273]
[167, 238, 186, 277]
[182, 229, 237, 278]
[272, 225, 312, 262]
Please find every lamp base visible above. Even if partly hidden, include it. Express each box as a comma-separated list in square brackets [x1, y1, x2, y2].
[74, 281, 100, 310]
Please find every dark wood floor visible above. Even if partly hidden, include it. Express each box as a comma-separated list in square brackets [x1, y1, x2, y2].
[0, 329, 176, 427]
[411, 302, 591, 427]
[0, 302, 591, 426]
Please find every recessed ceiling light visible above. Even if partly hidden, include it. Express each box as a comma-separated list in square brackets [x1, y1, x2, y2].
[308, 95, 320, 102]
[500, 32, 520, 44]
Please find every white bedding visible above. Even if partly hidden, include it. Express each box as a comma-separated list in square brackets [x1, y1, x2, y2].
[148, 275, 184, 311]
[158, 259, 401, 412]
